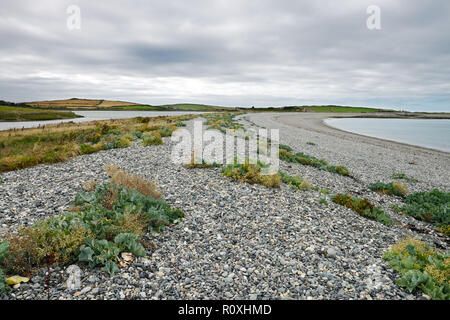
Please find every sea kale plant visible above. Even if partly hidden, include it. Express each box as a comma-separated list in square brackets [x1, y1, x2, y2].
[383, 238, 449, 300]
[0, 168, 184, 292]
[397, 189, 450, 235]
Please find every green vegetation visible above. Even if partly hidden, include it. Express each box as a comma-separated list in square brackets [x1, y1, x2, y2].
[222, 159, 281, 188]
[383, 238, 449, 300]
[319, 198, 328, 205]
[204, 112, 244, 133]
[369, 181, 408, 197]
[184, 153, 221, 169]
[320, 188, 331, 195]
[391, 173, 419, 183]
[0, 114, 197, 172]
[0, 167, 183, 292]
[279, 171, 311, 191]
[332, 194, 393, 226]
[306, 142, 316, 146]
[0, 105, 82, 121]
[397, 189, 449, 235]
[279, 145, 351, 176]
[142, 132, 163, 146]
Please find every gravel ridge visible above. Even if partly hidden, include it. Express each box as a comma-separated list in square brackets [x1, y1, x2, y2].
[0, 113, 448, 300]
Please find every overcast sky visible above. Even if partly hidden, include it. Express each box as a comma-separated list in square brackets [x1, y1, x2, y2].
[1, 0, 449, 111]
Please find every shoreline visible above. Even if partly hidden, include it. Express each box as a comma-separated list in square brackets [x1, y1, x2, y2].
[322, 117, 449, 155]
[243, 112, 450, 191]
[276, 112, 450, 156]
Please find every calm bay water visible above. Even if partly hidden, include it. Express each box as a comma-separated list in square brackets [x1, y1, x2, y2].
[324, 118, 450, 152]
[0, 110, 208, 131]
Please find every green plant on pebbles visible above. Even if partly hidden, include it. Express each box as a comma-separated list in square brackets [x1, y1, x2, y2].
[204, 113, 243, 133]
[221, 159, 281, 188]
[383, 238, 449, 300]
[397, 189, 449, 235]
[278, 145, 351, 176]
[0, 168, 184, 292]
[391, 173, 419, 183]
[142, 132, 163, 146]
[331, 194, 393, 226]
[279, 171, 311, 191]
[369, 181, 408, 197]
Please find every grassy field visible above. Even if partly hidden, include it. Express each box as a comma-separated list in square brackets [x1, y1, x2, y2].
[0, 106, 82, 121]
[25, 98, 232, 112]
[0, 114, 198, 172]
[26, 98, 142, 109]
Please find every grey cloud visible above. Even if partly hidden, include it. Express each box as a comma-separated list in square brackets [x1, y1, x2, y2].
[0, 0, 449, 111]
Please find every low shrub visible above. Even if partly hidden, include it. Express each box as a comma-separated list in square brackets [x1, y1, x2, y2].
[142, 132, 163, 146]
[278, 145, 351, 176]
[279, 171, 311, 191]
[383, 238, 449, 300]
[0, 169, 184, 292]
[222, 159, 281, 188]
[398, 189, 449, 232]
[332, 194, 393, 226]
[369, 181, 408, 197]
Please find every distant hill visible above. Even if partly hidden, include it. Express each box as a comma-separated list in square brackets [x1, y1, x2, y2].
[25, 98, 233, 111]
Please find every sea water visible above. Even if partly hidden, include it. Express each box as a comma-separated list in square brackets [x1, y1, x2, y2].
[324, 118, 450, 152]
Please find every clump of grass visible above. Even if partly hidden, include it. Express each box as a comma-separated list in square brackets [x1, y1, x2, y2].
[383, 238, 449, 300]
[0, 178, 4, 184]
[104, 165, 161, 199]
[279, 171, 311, 191]
[0, 169, 184, 291]
[306, 142, 316, 146]
[320, 188, 331, 195]
[184, 152, 221, 169]
[204, 113, 243, 133]
[222, 159, 281, 188]
[332, 194, 393, 226]
[142, 132, 163, 146]
[83, 179, 97, 192]
[369, 181, 408, 197]
[278, 145, 351, 176]
[391, 173, 419, 183]
[319, 198, 328, 205]
[398, 189, 449, 234]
